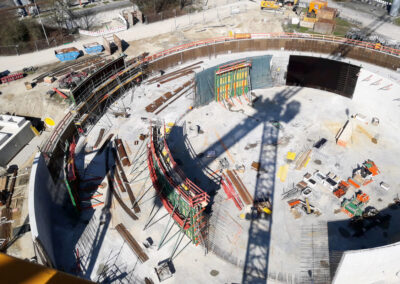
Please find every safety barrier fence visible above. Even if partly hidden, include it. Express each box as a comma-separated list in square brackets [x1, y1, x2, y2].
[143, 33, 400, 63]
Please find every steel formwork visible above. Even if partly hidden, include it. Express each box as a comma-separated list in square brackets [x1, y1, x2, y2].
[148, 124, 209, 245]
[146, 35, 400, 73]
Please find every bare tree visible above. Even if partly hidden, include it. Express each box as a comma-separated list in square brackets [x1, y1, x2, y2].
[78, 9, 95, 30]
[47, 0, 77, 32]
[130, 0, 191, 14]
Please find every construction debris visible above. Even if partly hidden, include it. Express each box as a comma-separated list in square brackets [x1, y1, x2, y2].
[58, 72, 87, 90]
[93, 128, 105, 149]
[254, 198, 272, 215]
[155, 259, 175, 282]
[115, 223, 148, 263]
[287, 198, 319, 216]
[226, 170, 253, 205]
[115, 139, 131, 167]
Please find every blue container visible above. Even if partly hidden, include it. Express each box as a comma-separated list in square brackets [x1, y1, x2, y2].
[84, 42, 103, 54]
[55, 47, 80, 62]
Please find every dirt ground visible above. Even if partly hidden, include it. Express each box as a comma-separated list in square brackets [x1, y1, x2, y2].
[124, 6, 286, 58]
[0, 72, 70, 123]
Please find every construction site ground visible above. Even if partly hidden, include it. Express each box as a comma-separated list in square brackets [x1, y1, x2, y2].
[0, 0, 400, 281]
[47, 55, 400, 282]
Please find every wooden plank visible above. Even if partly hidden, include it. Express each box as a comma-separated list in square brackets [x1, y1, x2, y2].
[232, 170, 253, 204]
[123, 140, 132, 156]
[146, 80, 193, 113]
[159, 70, 194, 84]
[226, 170, 252, 205]
[93, 128, 105, 149]
[147, 60, 203, 84]
[154, 84, 194, 115]
[112, 148, 141, 213]
[108, 173, 138, 221]
[115, 139, 131, 166]
[113, 168, 126, 193]
[6, 168, 18, 208]
[115, 223, 148, 263]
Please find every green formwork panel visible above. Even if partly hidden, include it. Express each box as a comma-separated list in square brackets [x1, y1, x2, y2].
[152, 155, 200, 243]
[215, 67, 249, 102]
[196, 55, 273, 106]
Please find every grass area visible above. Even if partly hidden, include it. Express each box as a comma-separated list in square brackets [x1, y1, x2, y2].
[333, 17, 356, 37]
[283, 24, 315, 34]
[394, 17, 400, 26]
[84, 4, 96, 9]
[283, 16, 357, 38]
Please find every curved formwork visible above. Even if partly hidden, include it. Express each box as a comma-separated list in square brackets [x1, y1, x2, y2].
[148, 123, 209, 245]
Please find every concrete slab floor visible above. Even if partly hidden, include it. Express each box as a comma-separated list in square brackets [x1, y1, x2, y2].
[50, 58, 400, 283]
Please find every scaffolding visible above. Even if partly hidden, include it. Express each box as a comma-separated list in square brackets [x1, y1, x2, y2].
[147, 123, 209, 246]
[72, 57, 146, 136]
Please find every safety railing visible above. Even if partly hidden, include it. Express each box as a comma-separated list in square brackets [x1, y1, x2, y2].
[143, 33, 400, 64]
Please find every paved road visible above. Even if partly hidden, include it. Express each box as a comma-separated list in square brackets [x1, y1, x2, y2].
[329, 1, 400, 39]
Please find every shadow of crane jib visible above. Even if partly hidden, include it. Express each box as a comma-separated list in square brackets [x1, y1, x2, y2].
[255, 125, 279, 200]
[242, 124, 278, 284]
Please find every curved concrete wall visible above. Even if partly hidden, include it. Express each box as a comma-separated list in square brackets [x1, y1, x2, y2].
[28, 153, 57, 267]
[145, 34, 400, 72]
[29, 34, 400, 271]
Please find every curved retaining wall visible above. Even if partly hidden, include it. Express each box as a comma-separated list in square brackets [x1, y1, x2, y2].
[28, 153, 57, 267]
[144, 33, 400, 71]
[29, 33, 400, 270]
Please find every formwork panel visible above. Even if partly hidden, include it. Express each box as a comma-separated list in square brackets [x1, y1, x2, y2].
[196, 46, 208, 59]
[252, 39, 263, 51]
[241, 40, 254, 52]
[286, 55, 360, 98]
[214, 42, 229, 56]
[183, 49, 196, 62]
[268, 39, 281, 50]
[257, 39, 269, 51]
